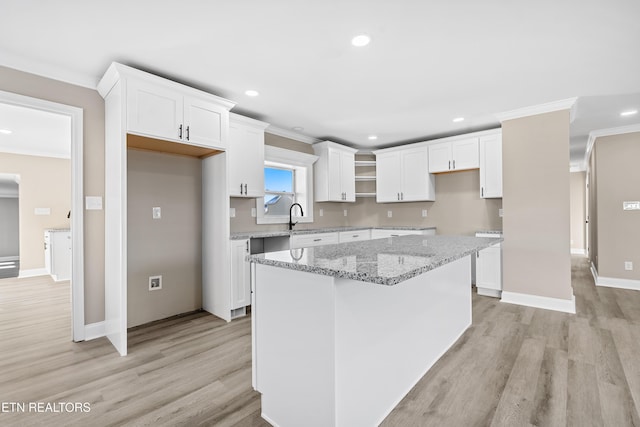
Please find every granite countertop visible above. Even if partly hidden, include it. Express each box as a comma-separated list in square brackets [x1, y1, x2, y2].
[475, 230, 503, 236]
[230, 226, 437, 240]
[248, 234, 500, 286]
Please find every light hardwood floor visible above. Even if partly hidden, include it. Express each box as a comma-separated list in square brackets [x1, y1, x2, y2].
[1, 257, 638, 426]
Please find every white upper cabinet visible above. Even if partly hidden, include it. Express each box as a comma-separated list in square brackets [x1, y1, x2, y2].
[228, 113, 269, 197]
[374, 145, 435, 202]
[313, 141, 358, 202]
[428, 137, 479, 173]
[479, 131, 503, 198]
[119, 65, 234, 150]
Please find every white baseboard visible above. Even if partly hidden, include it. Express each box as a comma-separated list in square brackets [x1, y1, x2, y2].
[18, 268, 48, 278]
[84, 321, 106, 341]
[570, 248, 586, 255]
[591, 263, 640, 291]
[501, 291, 576, 314]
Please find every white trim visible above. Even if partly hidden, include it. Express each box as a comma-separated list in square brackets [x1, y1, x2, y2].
[583, 124, 640, 170]
[266, 125, 321, 145]
[229, 112, 269, 130]
[591, 262, 640, 291]
[18, 268, 48, 278]
[264, 145, 319, 166]
[571, 248, 586, 255]
[0, 90, 85, 342]
[501, 291, 576, 314]
[495, 97, 578, 123]
[372, 128, 502, 154]
[0, 49, 98, 89]
[84, 321, 106, 341]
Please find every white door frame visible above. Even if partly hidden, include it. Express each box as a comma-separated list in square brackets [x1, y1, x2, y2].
[0, 89, 85, 342]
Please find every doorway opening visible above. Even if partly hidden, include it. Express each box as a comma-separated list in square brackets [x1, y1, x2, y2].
[0, 174, 19, 278]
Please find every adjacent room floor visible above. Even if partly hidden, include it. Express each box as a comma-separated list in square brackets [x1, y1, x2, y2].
[0, 257, 638, 426]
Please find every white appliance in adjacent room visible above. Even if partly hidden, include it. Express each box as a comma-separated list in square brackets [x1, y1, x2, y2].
[475, 232, 502, 297]
[44, 229, 71, 282]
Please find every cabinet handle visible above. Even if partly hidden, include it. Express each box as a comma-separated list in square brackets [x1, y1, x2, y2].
[353, 235, 359, 238]
[448, 160, 451, 170]
[453, 160, 456, 169]
[244, 184, 248, 194]
[186, 125, 190, 141]
[179, 124, 183, 139]
[313, 238, 322, 242]
[397, 193, 400, 201]
[401, 192, 404, 200]
[481, 187, 484, 197]
[246, 241, 249, 252]
[240, 183, 244, 195]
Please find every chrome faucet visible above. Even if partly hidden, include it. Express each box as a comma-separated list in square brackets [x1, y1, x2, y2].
[289, 203, 304, 230]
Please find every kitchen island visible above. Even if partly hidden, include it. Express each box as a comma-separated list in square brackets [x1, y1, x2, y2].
[249, 235, 499, 427]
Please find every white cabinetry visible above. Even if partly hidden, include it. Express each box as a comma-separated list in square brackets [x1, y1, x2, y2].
[230, 239, 251, 311]
[338, 229, 371, 242]
[370, 228, 436, 239]
[127, 78, 232, 150]
[475, 233, 502, 297]
[428, 137, 479, 173]
[479, 132, 503, 198]
[313, 141, 358, 202]
[290, 232, 339, 249]
[228, 114, 269, 197]
[374, 146, 435, 202]
[44, 230, 71, 282]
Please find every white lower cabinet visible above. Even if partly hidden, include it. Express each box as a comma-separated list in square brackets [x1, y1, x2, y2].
[44, 230, 71, 282]
[475, 238, 502, 298]
[230, 239, 251, 312]
[338, 229, 371, 243]
[370, 228, 436, 239]
[290, 232, 339, 249]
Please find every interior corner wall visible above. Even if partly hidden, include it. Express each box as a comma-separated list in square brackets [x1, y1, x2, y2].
[588, 148, 598, 269]
[502, 110, 573, 301]
[0, 65, 106, 324]
[127, 149, 203, 328]
[0, 152, 70, 269]
[570, 171, 586, 252]
[593, 132, 640, 280]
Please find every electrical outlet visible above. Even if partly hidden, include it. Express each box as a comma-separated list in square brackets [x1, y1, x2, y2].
[387, 210, 393, 218]
[343, 209, 348, 217]
[625, 261, 633, 271]
[251, 207, 256, 217]
[229, 208, 236, 218]
[421, 209, 428, 218]
[149, 275, 162, 291]
[498, 208, 504, 217]
[319, 208, 324, 217]
[152, 207, 161, 219]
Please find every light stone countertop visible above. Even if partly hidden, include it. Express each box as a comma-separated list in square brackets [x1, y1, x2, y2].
[230, 226, 437, 240]
[248, 234, 500, 286]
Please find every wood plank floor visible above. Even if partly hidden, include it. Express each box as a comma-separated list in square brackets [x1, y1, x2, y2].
[1, 257, 639, 426]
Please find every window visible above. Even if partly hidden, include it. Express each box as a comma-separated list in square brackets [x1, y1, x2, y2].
[256, 146, 318, 225]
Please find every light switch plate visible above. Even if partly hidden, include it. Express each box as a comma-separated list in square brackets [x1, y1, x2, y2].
[251, 207, 257, 217]
[34, 207, 50, 216]
[498, 208, 504, 217]
[343, 209, 348, 217]
[152, 207, 161, 219]
[319, 208, 324, 217]
[421, 209, 428, 218]
[230, 208, 236, 218]
[387, 210, 393, 218]
[85, 196, 103, 210]
[623, 201, 640, 210]
[625, 261, 633, 271]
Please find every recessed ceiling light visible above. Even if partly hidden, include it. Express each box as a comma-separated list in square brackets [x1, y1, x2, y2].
[368, 135, 378, 140]
[452, 117, 465, 123]
[620, 110, 638, 116]
[0, 129, 12, 134]
[245, 90, 259, 97]
[351, 34, 371, 47]
[292, 126, 304, 132]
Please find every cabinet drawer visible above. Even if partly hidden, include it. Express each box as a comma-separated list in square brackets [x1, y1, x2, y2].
[290, 232, 339, 249]
[338, 230, 371, 243]
[371, 229, 423, 239]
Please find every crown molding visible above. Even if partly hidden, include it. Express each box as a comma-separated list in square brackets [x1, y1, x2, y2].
[495, 97, 578, 123]
[265, 125, 320, 145]
[0, 49, 99, 89]
[583, 123, 640, 169]
[229, 112, 270, 130]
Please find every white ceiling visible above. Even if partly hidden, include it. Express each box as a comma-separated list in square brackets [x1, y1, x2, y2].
[1, 0, 639, 169]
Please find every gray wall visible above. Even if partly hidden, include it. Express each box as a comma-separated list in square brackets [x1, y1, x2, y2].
[502, 110, 572, 301]
[0, 197, 19, 257]
[127, 149, 202, 328]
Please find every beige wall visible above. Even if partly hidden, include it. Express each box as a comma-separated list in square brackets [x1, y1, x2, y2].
[0, 65, 105, 324]
[502, 110, 572, 301]
[570, 172, 586, 252]
[591, 132, 640, 280]
[589, 148, 598, 269]
[127, 149, 202, 327]
[231, 134, 503, 235]
[0, 197, 19, 257]
[0, 153, 70, 269]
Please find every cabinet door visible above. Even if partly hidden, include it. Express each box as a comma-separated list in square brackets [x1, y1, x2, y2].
[327, 148, 344, 201]
[340, 151, 356, 202]
[183, 96, 227, 149]
[231, 239, 251, 309]
[479, 133, 502, 198]
[228, 122, 265, 197]
[451, 137, 479, 171]
[427, 142, 452, 173]
[375, 152, 402, 202]
[401, 147, 435, 201]
[476, 244, 501, 291]
[127, 79, 183, 141]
